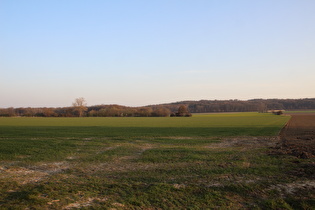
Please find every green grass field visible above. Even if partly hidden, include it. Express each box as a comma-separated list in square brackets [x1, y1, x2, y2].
[0, 113, 314, 209]
[284, 110, 315, 114]
[0, 112, 289, 138]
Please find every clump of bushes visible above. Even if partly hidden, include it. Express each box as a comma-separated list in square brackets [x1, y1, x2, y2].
[170, 105, 192, 117]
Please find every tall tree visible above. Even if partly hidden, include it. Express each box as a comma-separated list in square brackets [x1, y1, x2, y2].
[72, 97, 87, 117]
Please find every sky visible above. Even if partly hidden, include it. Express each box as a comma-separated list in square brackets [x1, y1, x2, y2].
[1, 0, 315, 108]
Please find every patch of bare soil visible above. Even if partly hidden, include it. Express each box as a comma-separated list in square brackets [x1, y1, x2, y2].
[271, 114, 315, 159]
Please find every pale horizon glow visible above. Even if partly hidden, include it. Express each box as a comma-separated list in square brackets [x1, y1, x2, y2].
[1, 0, 315, 108]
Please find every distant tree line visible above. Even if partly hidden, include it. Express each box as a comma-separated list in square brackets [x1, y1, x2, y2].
[0, 98, 314, 117]
[151, 98, 315, 113]
[87, 105, 171, 117]
[0, 104, 172, 117]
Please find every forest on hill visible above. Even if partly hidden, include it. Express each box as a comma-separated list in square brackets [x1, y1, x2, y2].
[161, 98, 315, 113]
[0, 98, 314, 117]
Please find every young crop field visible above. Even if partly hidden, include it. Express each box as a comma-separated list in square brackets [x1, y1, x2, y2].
[0, 112, 288, 138]
[0, 113, 314, 209]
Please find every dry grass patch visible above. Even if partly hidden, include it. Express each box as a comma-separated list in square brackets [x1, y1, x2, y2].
[206, 137, 278, 149]
[270, 181, 315, 197]
[0, 161, 71, 186]
[0, 167, 47, 185]
[63, 197, 108, 209]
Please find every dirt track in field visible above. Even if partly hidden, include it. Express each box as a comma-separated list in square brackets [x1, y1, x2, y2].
[274, 113, 315, 159]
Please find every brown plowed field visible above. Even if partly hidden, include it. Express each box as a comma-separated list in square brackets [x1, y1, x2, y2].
[277, 113, 315, 159]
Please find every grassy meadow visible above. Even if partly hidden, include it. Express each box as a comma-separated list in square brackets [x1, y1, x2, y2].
[0, 112, 288, 138]
[0, 113, 314, 209]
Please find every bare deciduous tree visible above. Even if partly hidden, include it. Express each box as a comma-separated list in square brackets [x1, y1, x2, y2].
[72, 97, 87, 117]
[177, 105, 191, 117]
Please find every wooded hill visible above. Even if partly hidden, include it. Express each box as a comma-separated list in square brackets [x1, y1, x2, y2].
[158, 98, 315, 113]
[0, 98, 314, 117]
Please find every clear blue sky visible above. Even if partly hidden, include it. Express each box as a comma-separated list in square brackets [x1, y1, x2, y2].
[1, 0, 314, 108]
